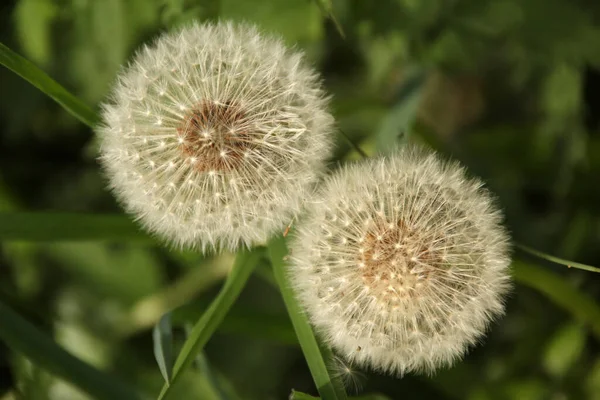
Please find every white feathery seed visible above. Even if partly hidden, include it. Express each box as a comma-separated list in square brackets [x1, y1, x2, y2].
[290, 146, 511, 376]
[329, 356, 366, 394]
[97, 22, 333, 250]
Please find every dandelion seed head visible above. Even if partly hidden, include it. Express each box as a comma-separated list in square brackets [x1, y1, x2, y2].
[290, 146, 511, 376]
[97, 22, 333, 250]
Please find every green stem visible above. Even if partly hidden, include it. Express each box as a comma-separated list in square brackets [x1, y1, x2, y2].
[268, 235, 347, 400]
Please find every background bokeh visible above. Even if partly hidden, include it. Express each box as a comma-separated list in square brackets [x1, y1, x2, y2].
[1, 0, 600, 399]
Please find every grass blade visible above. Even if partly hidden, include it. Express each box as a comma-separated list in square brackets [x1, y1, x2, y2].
[339, 128, 368, 159]
[268, 235, 347, 400]
[0, 212, 150, 242]
[516, 244, 600, 273]
[0, 42, 97, 128]
[513, 260, 600, 339]
[313, 0, 345, 38]
[157, 248, 262, 400]
[0, 300, 142, 400]
[153, 313, 174, 383]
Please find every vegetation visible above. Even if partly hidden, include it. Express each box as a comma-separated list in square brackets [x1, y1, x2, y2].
[1, 1, 599, 399]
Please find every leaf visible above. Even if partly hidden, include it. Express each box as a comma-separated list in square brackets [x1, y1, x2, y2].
[157, 248, 262, 400]
[0, 212, 150, 242]
[513, 260, 600, 339]
[291, 390, 320, 399]
[543, 322, 586, 378]
[0, 300, 142, 400]
[153, 313, 174, 383]
[0, 41, 97, 127]
[268, 235, 347, 400]
[517, 244, 600, 273]
[375, 69, 427, 153]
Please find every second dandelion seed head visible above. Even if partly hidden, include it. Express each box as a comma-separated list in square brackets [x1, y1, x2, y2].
[290, 146, 512, 376]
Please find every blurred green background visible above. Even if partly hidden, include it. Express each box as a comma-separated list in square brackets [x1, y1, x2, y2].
[1, 0, 600, 399]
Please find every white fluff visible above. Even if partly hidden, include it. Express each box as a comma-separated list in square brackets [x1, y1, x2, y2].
[97, 22, 333, 251]
[290, 147, 511, 376]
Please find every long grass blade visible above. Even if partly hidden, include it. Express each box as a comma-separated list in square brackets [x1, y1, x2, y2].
[516, 244, 600, 273]
[157, 248, 261, 400]
[313, 0, 345, 38]
[0, 212, 150, 242]
[0, 42, 97, 127]
[153, 313, 174, 383]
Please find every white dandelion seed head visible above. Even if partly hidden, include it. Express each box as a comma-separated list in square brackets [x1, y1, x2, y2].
[290, 146, 511, 376]
[97, 21, 334, 251]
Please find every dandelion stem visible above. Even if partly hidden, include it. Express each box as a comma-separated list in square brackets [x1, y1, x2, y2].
[268, 235, 348, 400]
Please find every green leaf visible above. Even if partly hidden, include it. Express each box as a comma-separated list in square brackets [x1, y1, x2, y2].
[517, 244, 600, 273]
[375, 69, 427, 153]
[0, 41, 97, 127]
[291, 390, 320, 399]
[513, 260, 600, 340]
[153, 313, 174, 383]
[0, 213, 150, 242]
[543, 322, 586, 378]
[0, 300, 142, 400]
[268, 235, 347, 400]
[157, 248, 262, 399]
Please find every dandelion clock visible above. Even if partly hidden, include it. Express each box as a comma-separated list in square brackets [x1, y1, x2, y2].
[97, 22, 333, 250]
[290, 147, 511, 375]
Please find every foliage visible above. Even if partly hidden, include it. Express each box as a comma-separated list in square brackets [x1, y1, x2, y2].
[1, 0, 600, 399]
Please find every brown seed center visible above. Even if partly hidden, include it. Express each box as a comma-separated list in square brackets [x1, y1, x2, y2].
[177, 100, 253, 172]
[358, 215, 443, 303]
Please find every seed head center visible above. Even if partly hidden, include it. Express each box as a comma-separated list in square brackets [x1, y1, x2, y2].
[177, 100, 252, 172]
[359, 217, 442, 303]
